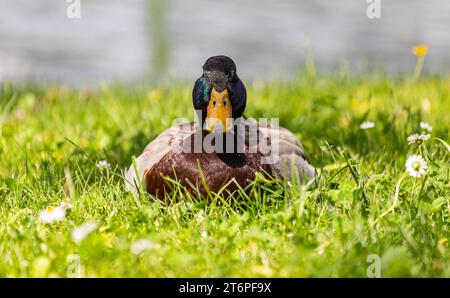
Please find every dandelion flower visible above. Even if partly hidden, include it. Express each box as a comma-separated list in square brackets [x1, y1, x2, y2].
[71, 221, 99, 243]
[40, 206, 66, 223]
[407, 133, 430, 145]
[130, 239, 155, 255]
[412, 44, 428, 57]
[360, 121, 375, 130]
[420, 121, 432, 132]
[96, 160, 111, 170]
[405, 155, 427, 178]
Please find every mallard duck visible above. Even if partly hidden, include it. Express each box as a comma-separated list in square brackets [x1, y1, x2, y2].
[125, 55, 314, 198]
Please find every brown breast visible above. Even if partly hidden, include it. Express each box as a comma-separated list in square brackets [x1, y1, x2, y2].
[144, 130, 275, 199]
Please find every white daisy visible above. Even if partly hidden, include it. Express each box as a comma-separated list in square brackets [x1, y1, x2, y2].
[71, 221, 99, 243]
[196, 213, 205, 224]
[60, 199, 73, 210]
[407, 133, 430, 145]
[360, 121, 375, 130]
[405, 155, 428, 178]
[420, 121, 432, 132]
[130, 239, 155, 255]
[96, 160, 111, 170]
[40, 206, 66, 223]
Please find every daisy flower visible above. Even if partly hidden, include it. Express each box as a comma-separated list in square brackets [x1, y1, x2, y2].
[130, 239, 155, 255]
[405, 155, 427, 178]
[40, 206, 66, 223]
[420, 121, 432, 132]
[96, 160, 111, 170]
[60, 199, 73, 210]
[71, 221, 99, 243]
[201, 230, 207, 238]
[407, 133, 430, 145]
[360, 121, 375, 130]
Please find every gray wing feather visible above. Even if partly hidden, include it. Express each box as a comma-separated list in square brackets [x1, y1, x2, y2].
[242, 118, 315, 182]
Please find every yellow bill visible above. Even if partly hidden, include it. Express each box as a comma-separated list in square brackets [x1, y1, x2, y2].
[205, 88, 233, 133]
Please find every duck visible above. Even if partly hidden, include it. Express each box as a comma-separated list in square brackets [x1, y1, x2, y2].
[125, 55, 315, 198]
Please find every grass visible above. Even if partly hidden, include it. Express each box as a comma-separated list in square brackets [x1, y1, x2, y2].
[0, 74, 449, 277]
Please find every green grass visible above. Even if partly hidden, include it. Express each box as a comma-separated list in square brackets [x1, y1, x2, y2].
[0, 75, 449, 277]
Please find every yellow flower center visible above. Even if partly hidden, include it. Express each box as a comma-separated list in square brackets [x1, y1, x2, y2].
[412, 161, 421, 170]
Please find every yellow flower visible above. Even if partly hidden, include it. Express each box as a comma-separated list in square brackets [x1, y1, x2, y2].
[147, 89, 163, 101]
[439, 237, 448, 246]
[412, 44, 428, 57]
[339, 115, 350, 128]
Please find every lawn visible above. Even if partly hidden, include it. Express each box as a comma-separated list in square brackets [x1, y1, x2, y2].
[0, 75, 449, 277]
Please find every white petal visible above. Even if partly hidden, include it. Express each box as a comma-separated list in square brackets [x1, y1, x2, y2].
[130, 239, 155, 255]
[420, 122, 432, 132]
[360, 121, 375, 130]
[71, 221, 99, 243]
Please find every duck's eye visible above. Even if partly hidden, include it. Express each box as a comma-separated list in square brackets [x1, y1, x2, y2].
[213, 101, 216, 106]
[223, 101, 227, 106]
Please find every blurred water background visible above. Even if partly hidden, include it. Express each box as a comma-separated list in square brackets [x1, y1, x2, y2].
[0, 0, 449, 87]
